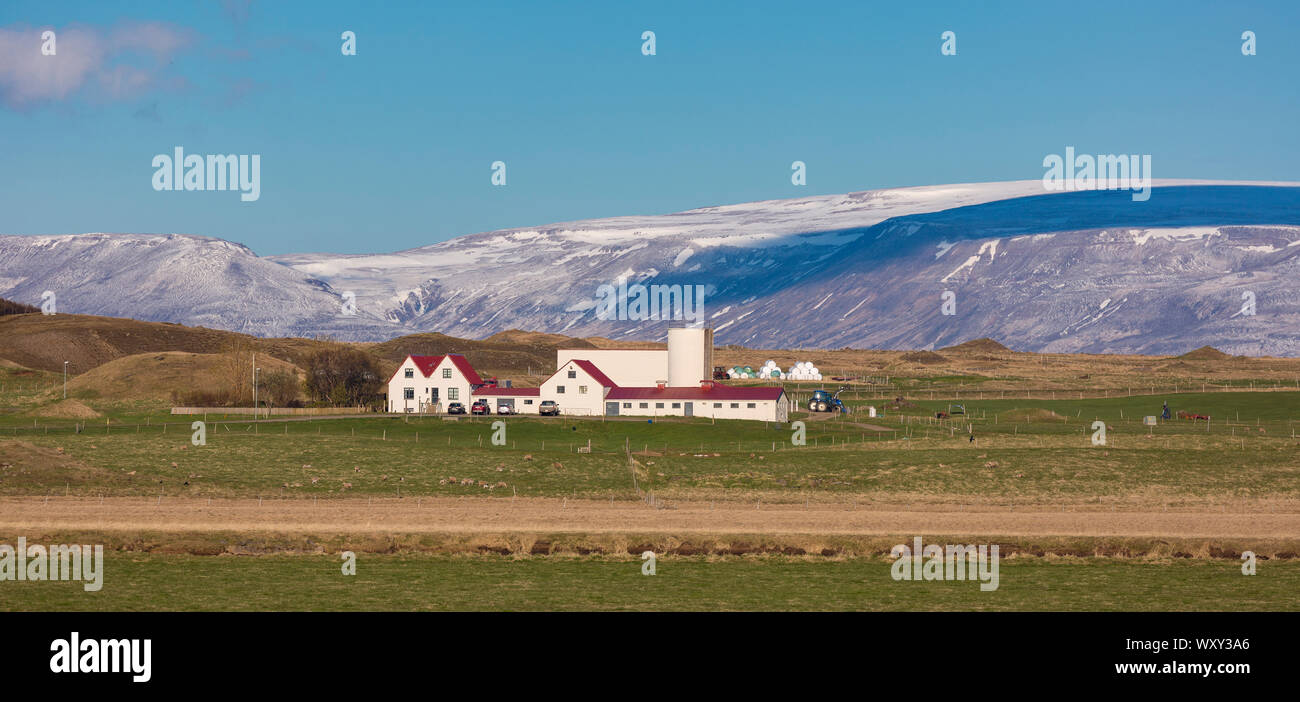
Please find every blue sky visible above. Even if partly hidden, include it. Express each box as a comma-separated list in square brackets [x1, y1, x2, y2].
[2, 1, 1297, 255]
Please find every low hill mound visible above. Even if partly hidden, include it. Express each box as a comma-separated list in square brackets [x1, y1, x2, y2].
[66, 351, 300, 403]
[899, 351, 948, 365]
[27, 398, 101, 418]
[1178, 346, 1232, 361]
[941, 338, 1012, 354]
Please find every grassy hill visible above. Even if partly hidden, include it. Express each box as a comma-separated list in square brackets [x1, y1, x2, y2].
[0, 313, 319, 373]
[67, 351, 302, 403]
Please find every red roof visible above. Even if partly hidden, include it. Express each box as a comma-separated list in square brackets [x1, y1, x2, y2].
[570, 359, 619, 388]
[410, 355, 443, 377]
[444, 354, 483, 384]
[538, 358, 620, 388]
[607, 386, 784, 401]
[472, 387, 540, 396]
[386, 354, 483, 385]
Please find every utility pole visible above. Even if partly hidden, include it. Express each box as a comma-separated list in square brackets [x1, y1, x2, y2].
[63, 361, 68, 399]
[254, 367, 261, 419]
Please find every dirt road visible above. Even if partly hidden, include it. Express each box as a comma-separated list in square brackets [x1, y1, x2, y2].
[1, 496, 1295, 539]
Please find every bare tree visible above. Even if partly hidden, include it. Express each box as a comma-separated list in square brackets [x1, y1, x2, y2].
[259, 370, 301, 410]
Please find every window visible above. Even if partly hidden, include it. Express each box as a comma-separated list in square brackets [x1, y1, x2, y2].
[442, 368, 452, 379]
[448, 388, 459, 400]
[567, 370, 577, 378]
[578, 386, 588, 394]
[747, 403, 756, 409]
[639, 403, 648, 409]
[713, 403, 722, 408]
[404, 368, 414, 378]
[556, 386, 565, 394]
[671, 403, 680, 409]
[730, 403, 739, 408]
[403, 388, 414, 399]
[524, 399, 533, 405]
[655, 403, 664, 409]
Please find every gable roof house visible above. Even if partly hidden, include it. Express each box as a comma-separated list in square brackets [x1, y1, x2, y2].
[386, 354, 484, 413]
[538, 359, 618, 416]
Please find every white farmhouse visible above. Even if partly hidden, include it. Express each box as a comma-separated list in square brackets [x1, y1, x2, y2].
[385, 354, 484, 413]
[386, 327, 789, 422]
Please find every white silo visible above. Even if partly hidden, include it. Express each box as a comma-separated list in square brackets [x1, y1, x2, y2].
[667, 326, 713, 387]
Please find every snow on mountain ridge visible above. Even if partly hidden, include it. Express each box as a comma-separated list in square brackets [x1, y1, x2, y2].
[4, 180, 1300, 354]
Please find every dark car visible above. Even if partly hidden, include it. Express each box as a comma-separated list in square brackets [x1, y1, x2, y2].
[471, 400, 491, 415]
[446, 402, 466, 415]
[539, 400, 560, 416]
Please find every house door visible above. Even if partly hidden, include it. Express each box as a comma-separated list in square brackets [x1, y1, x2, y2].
[605, 402, 619, 416]
[684, 402, 693, 416]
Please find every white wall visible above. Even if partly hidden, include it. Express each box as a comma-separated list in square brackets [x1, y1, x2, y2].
[541, 360, 611, 415]
[612, 394, 787, 422]
[555, 349, 667, 387]
[477, 394, 541, 414]
[386, 356, 475, 413]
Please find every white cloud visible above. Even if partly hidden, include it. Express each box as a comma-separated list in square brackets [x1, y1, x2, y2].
[0, 22, 194, 108]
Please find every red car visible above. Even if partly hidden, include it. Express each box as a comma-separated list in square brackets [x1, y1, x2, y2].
[470, 400, 491, 415]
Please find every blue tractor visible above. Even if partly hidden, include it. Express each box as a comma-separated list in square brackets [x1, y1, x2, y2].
[808, 388, 849, 413]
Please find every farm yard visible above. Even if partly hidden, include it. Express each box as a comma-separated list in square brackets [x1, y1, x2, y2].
[2, 316, 1299, 611]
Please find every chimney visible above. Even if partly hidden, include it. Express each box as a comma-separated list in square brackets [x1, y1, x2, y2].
[700, 380, 714, 390]
[656, 380, 666, 389]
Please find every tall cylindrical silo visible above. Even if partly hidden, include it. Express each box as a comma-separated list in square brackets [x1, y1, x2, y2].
[667, 326, 712, 387]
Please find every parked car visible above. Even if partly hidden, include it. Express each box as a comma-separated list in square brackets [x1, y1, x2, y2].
[446, 402, 466, 415]
[471, 400, 491, 415]
[496, 404, 515, 415]
[539, 400, 560, 416]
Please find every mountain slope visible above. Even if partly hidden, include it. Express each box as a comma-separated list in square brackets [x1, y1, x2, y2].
[2, 180, 1298, 355]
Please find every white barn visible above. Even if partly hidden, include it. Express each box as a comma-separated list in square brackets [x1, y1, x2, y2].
[554, 348, 668, 387]
[607, 381, 788, 421]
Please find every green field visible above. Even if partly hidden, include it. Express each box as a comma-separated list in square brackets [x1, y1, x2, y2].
[1, 553, 1292, 611]
[2, 390, 1298, 505]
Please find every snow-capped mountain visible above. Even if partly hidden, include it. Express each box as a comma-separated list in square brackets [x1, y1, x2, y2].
[3, 179, 1299, 355]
